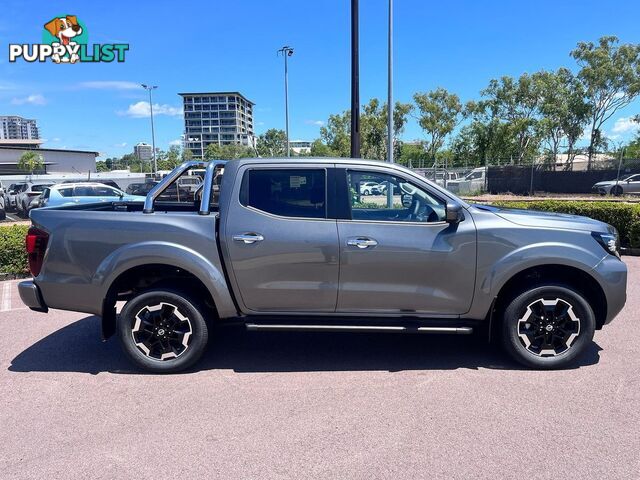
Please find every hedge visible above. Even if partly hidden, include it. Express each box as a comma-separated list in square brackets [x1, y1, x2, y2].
[490, 200, 640, 249]
[0, 224, 29, 276]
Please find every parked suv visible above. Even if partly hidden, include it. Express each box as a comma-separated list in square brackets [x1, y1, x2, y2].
[20, 158, 626, 373]
[16, 183, 54, 217]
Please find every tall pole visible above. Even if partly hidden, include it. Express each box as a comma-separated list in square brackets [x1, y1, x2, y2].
[141, 84, 158, 175]
[387, 0, 393, 164]
[284, 51, 290, 157]
[386, 0, 394, 208]
[350, 0, 361, 158]
[278, 46, 294, 157]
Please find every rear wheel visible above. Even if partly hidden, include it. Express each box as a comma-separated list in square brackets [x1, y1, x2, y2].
[501, 284, 595, 369]
[117, 289, 209, 373]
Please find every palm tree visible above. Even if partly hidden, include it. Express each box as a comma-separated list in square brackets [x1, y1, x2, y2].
[17, 151, 45, 175]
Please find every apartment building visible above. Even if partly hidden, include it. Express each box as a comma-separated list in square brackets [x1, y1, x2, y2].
[179, 92, 255, 159]
[0, 116, 40, 140]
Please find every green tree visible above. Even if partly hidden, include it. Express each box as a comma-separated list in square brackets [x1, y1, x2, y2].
[182, 148, 193, 161]
[397, 142, 427, 168]
[536, 68, 590, 169]
[481, 74, 544, 164]
[95, 161, 110, 172]
[571, 36, 640, 169]
[309, 139, 334, 157]
[413, 88, 466, 167]
[159, 145, 182, 170]
[257, 129, 287, 157]
[320, 112, 351, 157]
[204, 143, 256, 160]
[17, 151, 45, 174]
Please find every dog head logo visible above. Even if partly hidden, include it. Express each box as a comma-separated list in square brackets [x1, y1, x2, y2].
[42, 15, 86, 63]
[44, 15, 83, 46]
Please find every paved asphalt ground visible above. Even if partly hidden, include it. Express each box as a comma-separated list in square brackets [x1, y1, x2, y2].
[0, 260, 638, 479]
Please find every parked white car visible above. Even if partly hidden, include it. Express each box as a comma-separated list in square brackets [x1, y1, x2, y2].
[360, 181, 384, 195]
[16, 182, 54, 216]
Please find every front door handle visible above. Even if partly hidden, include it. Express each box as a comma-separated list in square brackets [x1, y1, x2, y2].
[347, 237, 378, 249]
[233, 233, 264, 244]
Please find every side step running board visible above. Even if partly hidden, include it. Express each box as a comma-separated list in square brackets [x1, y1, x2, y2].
[245, 324, 473, 335]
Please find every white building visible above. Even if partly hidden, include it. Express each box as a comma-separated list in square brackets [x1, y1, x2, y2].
[290, 140, 312, 155]
[0, 146, 98, 176]
[133, 142, 153, 161]
[0, 116, 39, 140]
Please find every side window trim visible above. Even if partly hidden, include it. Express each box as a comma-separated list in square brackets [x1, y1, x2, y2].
[239, 167, 329, 220]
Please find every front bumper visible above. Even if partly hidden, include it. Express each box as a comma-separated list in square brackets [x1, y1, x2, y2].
[18, 280, 48, 313]
[592, 255, 627, 325]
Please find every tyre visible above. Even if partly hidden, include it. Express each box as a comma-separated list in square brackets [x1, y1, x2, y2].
[611, 185, 623, 196]
[362, 190, 370, 196]
[117, 289, 209, 373]
[501, 284, 595, 369]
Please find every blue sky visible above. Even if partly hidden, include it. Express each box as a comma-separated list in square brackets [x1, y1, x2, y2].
[1, 0, 639, 160]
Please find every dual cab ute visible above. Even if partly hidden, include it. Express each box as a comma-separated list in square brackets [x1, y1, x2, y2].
[19, 158, 627, 372]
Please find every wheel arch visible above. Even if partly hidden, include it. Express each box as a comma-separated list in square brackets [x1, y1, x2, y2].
[95, 242, 237, 339]
[492, 264, 607, 337]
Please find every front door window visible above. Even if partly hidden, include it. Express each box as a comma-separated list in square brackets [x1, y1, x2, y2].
[348, 170, 446, 223]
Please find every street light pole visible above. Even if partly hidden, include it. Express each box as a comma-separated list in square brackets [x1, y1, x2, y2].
[141, 84, 158, 174]
[386, 0, 394, 208]
[278, 46, 294, 157]
[350, 0, 361, 158]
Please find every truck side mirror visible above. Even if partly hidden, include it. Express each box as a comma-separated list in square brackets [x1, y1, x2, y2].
[445, 203, 463, 223]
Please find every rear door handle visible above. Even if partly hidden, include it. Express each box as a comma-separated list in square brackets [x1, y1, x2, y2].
[233, 233, 264, 244]
[347, 237, 378, 249]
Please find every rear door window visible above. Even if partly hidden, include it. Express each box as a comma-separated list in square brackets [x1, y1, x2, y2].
[240, 169, 326, 219]
[73, 186, 95, 196]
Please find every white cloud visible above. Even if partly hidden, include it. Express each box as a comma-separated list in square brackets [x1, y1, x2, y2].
[612, 117, 640, 134]
[118, 101, 183, 118]
[11, 94, 46, 105]
[168, 139, 182, 146]
[78, 81, 141, 90]
[305, 119, 325, 127]
[114, 142, 128, 148]
[51, 137, 61, 142]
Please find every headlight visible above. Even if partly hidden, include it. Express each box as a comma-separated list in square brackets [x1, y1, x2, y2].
[592, 230, 620, 258]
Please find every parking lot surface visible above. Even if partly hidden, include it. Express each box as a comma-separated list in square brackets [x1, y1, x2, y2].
[0, 259, 638, 479]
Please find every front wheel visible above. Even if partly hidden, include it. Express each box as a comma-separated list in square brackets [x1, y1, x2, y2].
[611, 185, 623, 196]
[502, 284, 595, 369]
[118, 289, 209, 373]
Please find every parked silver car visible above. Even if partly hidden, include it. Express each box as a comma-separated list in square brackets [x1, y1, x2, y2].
[592, 174, 640, 196]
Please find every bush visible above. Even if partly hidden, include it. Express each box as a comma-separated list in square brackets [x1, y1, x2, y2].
[491, 200, 640, 248]
[0, 225, 29, 275]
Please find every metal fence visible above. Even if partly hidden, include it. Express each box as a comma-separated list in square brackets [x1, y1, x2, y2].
[410, 158, 640, 195]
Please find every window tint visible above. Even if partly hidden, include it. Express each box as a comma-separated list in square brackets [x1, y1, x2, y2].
[348, 170, 446, 223]
[58, 187, 74, 197]
[31, 184, 50, 192]
[74, 186, 95, 196]
[241, 169, 326, 219]
[94, 186, 119, 196]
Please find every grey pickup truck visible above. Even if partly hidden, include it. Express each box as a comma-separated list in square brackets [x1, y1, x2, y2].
[20, 158, 627, 372]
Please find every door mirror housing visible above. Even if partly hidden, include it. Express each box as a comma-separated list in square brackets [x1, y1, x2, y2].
[445, 203, 463, 223]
